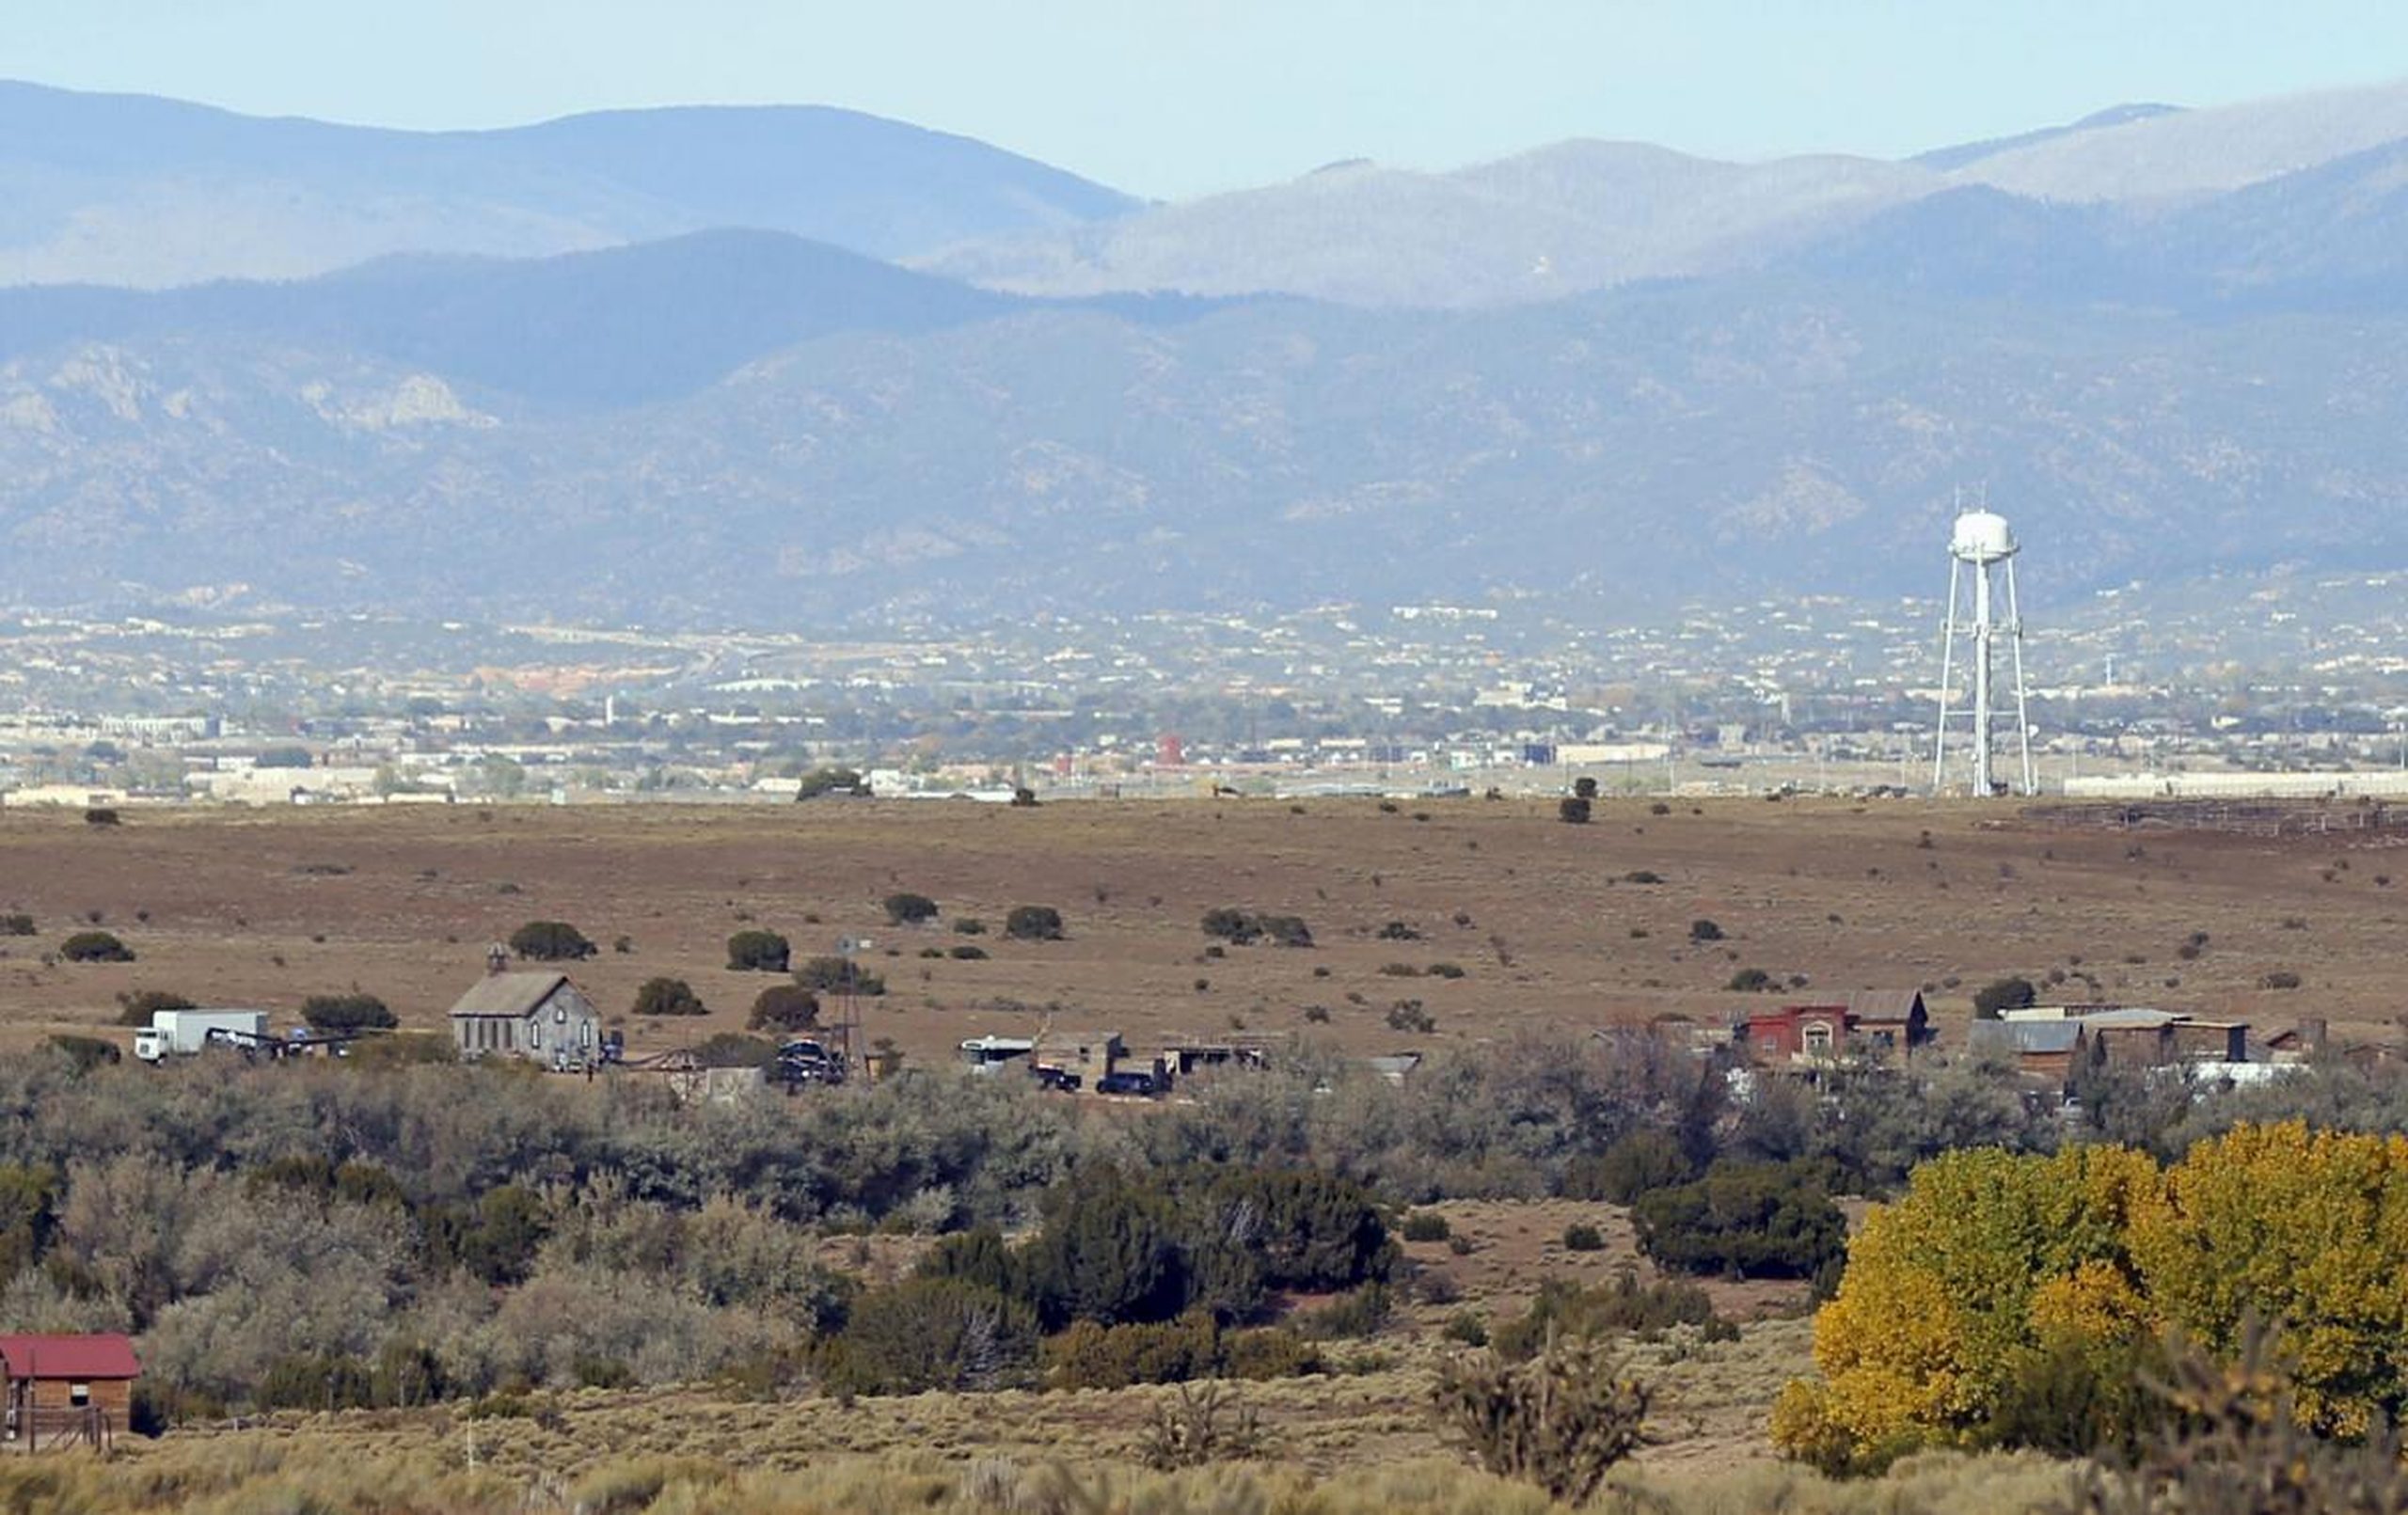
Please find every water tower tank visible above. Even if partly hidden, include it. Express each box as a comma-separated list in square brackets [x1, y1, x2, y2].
[1949, 510, 2017, 564]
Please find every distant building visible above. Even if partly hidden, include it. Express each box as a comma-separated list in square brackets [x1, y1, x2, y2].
[2001, 1005, 2248, 1066]
[1847, 990, 1936, 1055]
[1969, 1018, 2089, 1086]
[0, 1334, 137, 1452]
[1037, 1029, 1125, 1081]
[448, 967, 603, 1068]
[0, 785, 127, 809]
[1162, 1036, 1282, 1079]
[1740, 1005, 1857, 1066]
[2262, 1018, 2329, 1065]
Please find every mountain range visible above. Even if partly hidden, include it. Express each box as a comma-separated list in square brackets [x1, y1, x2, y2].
[0, 82, 1137, 287]
[4, 77, 2408, 624]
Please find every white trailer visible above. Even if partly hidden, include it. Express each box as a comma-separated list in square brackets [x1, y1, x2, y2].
[134, 1009, 270, 1064]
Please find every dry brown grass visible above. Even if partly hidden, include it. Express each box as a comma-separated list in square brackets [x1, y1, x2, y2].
[0, 1410, 2079, 1513]
[91, 1281, 1810, 1483]
[0, 796, 2378, 1065]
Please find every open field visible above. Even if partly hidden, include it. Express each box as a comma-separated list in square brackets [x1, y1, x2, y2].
[48, 1196, 1994, 1514]
[0, 795, 2394, 1065]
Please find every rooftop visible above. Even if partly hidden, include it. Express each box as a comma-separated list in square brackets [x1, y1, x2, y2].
[0, 1334, 139, 1381]
[447, 971, 572, 1019]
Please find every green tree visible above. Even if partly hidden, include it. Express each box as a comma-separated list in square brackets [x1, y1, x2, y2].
[828, 1277, 1038, 1395]
[882, 892, 939, 925]
[300, 993, 398, 1034]
[725, 929, 791, 972]
[59, 931, 134, 963]
[372, 764, 425, 797]
[478, 753, 528, 799]
[1210, 1168, 1393, 1293]
[1567, 1128, 1697, 1204]
[631, 977, 706, 1018]
[916, 1225, 1019, 1297]
[1200, 906, 1315, 948]
[746, 986, 820, 1034]
[795, 956, 883, 997]
[427, 1184, 551, 1286]
[0, 1164, 60, 1281]
[1974, 976, 2039, 1018]
[1005, 905, 1066, 941]
[1633, 1161, 1846, 1281]
[794, 766, 864, 800]
[509, 921, 595, 960]
[1020, 1168, 1189, 1329]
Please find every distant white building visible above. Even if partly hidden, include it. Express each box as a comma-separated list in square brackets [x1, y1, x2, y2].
[0, 784, 128, 809]
[2065, 771, 2408, 800]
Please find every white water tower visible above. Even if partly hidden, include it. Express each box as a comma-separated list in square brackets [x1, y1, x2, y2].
[1931, 505, 2035, 797]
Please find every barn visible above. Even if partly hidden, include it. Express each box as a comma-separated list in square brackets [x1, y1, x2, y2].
[0, 1333, 138, 1451]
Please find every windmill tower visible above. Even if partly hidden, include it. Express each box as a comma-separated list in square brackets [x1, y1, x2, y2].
[1931, 503, 2036, 797]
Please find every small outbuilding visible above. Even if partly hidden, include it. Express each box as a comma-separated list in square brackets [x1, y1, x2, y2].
[0, 1333, 138, 1451]
[1847, 989, 1936, 1055]
[448, 969, 604, 1069]
[1969, 1018, 2090, 1088]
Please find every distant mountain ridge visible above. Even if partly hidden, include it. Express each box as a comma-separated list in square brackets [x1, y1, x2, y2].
[1909, 103, 2184, 171]
[0, 81, 1139, 288]
[15, 76, 2408, 308]
[922, 78, 2408, 308]
[3, 231, 2406, 624]
[5, 78, 2408, 625]
[0, 230, 1035, 408]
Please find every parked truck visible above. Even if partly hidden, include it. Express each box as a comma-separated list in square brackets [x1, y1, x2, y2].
[133, 1010, 270, 1064]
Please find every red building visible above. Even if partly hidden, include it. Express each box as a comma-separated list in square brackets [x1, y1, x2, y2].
[1741, 1005, 1859, 1065]
[0, 1333, 138, 1451]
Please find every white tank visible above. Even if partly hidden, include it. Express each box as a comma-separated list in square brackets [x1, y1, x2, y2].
[1949, 509, 2017, 564]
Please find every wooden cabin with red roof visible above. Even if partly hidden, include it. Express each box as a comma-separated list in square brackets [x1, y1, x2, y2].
[0, 1333, 137, 1450]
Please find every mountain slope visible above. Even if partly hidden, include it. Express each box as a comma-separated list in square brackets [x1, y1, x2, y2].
[2157, 136, 2408, 299]
[921, 141, 1939, 308]
[1911, 103, 2183, 171]
[0, 82, 1138, 288]
[3, 245, 2404, 623]
[0, 230, 1032, 407]
[1953, 77, 2408, 201]
[924, 78, 2408, 309]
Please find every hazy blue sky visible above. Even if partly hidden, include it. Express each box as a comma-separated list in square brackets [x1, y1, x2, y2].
[9, 2, 2407, 197]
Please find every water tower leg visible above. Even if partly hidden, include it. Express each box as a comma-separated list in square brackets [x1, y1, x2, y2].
[1972, 560, 1994, 797]
[2007, 557, 2035, 796]
[1932, 559, 1960, 793]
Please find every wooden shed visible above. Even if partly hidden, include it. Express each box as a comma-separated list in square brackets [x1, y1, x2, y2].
[0, 1333, 137, 1451]
[1847, 989, 1936, 1055]
[1969, 1018, 2090, 1088]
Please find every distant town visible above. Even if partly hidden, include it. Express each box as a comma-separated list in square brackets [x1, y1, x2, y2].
[7, 565, 2408, 809]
